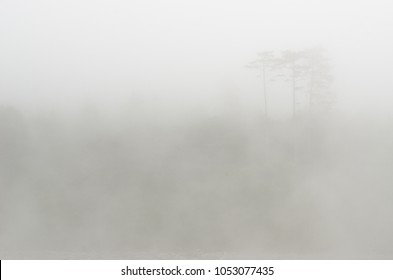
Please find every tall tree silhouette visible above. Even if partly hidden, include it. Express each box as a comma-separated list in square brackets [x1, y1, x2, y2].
[301, 48, 333, 111]
[246, 51, 276, 118]
[247, 48, 334, 117]
[276, 50, 305, 117]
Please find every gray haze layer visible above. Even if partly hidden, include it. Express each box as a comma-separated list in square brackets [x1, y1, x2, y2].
[1, 0, 393, 259]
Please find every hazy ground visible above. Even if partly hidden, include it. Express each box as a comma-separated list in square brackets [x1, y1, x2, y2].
[1, 106, 392, 259]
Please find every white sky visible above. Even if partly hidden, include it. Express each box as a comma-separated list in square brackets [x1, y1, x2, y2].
[1, 0, 393, 117]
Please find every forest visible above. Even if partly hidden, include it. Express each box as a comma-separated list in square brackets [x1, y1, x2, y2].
[1, 94, 393, 258]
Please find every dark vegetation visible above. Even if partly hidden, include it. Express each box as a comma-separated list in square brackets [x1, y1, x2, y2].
[1, 105, 393, 259]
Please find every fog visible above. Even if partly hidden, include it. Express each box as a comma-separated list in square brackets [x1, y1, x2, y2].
[1, 0, 393, 259]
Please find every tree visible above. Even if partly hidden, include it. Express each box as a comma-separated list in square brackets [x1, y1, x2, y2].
[301, 48, 334, 111]
[247, 48, 334, 117]
[246, 51, 276, 118]
[275, 50, 305, 117]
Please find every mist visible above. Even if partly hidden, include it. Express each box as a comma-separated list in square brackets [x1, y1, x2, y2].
[1, 0, 393, 259]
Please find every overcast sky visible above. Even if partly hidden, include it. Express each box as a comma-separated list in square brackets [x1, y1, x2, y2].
[1, 0, 393, 117]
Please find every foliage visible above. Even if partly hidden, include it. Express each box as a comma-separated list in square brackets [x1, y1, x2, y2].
[247, 48, 334, 116]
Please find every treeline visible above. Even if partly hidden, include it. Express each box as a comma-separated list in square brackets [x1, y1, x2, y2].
[1, 106, 393, 258]
[0, 106, 322, 255]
